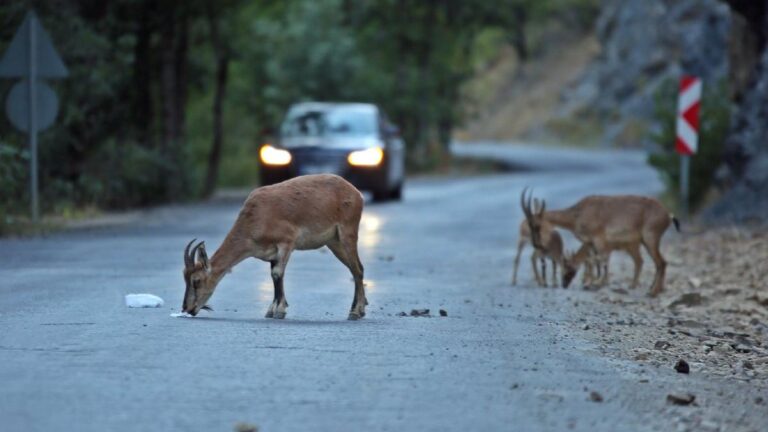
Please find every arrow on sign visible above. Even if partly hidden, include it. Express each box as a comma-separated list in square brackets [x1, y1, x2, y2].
[675, 76, 701, 156]
[0, 10, 68, 78]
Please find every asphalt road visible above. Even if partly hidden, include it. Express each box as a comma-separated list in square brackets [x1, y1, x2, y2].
[0, 143, 679, 432]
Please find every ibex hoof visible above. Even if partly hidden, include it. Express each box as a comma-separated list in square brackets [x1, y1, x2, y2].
[265, 310, 274, 318]
[347, 312, 361, 321]
[274, 311, 286, 319]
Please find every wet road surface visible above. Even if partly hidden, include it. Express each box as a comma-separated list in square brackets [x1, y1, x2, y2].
[1, 144, 680, 431]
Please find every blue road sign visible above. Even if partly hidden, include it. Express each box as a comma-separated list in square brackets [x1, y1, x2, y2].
[5, 79, 59, 132]
[0, 11, 68, 78]
[0, 10, 68, 223]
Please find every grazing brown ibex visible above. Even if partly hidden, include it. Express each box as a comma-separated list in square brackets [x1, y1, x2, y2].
[562, 242, 644, 289]
[512, 200, 565, 287]
[182, 174, 367, 320]
[521, 189, 679, 296]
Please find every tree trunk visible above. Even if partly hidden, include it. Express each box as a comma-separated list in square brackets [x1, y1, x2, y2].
[159, 10, 188, 147]
[173, 15, 189, 145]
[203, 56, 229, 198]
[133, 0, 154, 147]
[203, 6, 230, 198]
[159, 15, 178, 152]
[158, 6, 190, 198]
[415, 3, 437, 164]
[510, 5, 528, 62]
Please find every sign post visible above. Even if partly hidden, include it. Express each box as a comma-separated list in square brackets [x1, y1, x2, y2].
[675, 76, 701, 219]
[0, 11, 68, 223]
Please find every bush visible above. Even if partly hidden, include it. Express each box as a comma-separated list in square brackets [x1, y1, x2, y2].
[81, 140, 181, 209]
[0, 141, 29, 218]
[647, 79, 730, 211]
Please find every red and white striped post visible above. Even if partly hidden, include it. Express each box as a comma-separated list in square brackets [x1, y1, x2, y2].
[675, 75, 701, 218]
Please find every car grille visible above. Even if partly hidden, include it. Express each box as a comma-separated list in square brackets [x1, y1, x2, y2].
[288, 147, 349, 174]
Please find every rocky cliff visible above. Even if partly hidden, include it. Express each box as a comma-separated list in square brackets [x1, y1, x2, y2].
[563, 0, 731, 147]
[568, 0, 768, 222]
[706, 0, 768, 222]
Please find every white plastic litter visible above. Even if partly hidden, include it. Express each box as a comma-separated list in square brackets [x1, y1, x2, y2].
[170, 312, 193, 318]
[125, 294, 164, 308]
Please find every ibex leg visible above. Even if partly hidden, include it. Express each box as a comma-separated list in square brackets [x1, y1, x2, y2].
[512, 240, 526, 286]
[551, 259, 558, 287]
[531, 251, 543, 286]
[329, 227, 366, 320]
[627, 244, 643, 289]
[266, 244, 292, 319]
[642, 233, 666, 297]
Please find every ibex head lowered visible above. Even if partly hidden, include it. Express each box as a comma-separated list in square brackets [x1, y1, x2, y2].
[182, 239, 215, 316]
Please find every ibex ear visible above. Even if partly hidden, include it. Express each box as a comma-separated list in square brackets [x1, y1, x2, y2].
[196, 242, 211, 272]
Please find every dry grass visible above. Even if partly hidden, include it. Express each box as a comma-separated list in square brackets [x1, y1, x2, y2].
[458, 35, 600, 144]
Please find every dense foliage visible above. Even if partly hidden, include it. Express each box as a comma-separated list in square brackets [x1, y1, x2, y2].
[0, 0, 598, 221]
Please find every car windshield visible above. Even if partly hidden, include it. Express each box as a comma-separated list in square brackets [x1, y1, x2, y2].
[281, 106, 377, 138]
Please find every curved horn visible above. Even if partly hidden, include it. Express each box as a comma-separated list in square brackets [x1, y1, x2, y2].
[520, 187, 532, 219]
[191, 240, 204, 262]
[527, 189, 534, 218]
[184, 238, 197, 268]
[194, 241, 210, 271]
[521, 188, 544, 249]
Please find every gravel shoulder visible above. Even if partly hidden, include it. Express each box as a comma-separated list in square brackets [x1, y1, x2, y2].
[554, 225, 768, 432]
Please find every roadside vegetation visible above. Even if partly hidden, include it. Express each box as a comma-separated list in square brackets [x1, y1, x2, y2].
[0, 0, 599, 234]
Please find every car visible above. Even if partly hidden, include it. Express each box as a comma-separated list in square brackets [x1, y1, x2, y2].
[258, 102, 406, 201]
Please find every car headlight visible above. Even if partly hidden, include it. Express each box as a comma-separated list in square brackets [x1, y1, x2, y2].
[260, 145, 291, 166]
[348, 147, 384, 167]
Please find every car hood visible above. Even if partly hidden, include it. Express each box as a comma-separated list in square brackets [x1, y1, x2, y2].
[280, 135, 381, 150]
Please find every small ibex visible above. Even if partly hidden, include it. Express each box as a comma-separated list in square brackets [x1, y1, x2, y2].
[564, 242, 645, 289]
[182, 174, 368, 320]
[562, 244, 606, 287]
[512, 199, 565, 287]
[522, 189, 679, 296]
[559, 240, 639, 288]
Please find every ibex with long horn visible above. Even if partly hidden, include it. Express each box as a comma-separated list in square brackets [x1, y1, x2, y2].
[182, 174, 367, 320]
[521, 189, 679, 296]
[512, 199, 566, 287]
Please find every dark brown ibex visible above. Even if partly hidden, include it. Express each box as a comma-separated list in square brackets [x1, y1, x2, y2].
[182, 174, 367, 320]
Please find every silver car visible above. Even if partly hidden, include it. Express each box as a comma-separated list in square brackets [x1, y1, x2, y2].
[258, 102, 406, 201]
